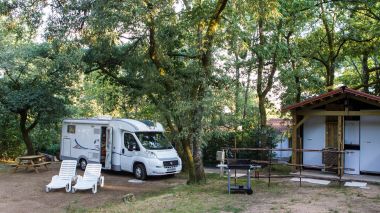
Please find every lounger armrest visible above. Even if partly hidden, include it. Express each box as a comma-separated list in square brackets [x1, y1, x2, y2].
[99, 176, 104, 187]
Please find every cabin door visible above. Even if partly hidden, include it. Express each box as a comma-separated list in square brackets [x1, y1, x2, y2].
[360, 116, 380, 173]
[105, 127, 113, 169]
[326, 121, 338, 148]
[303, 116, 325, 167]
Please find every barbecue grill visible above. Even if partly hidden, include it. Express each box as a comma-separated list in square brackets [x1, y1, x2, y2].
[227, 159, 260, 195]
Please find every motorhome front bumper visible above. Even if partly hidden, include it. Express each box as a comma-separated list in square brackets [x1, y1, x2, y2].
[147, 158, 182, 176]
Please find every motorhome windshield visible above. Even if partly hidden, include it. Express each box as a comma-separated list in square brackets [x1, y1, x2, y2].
[136, 132, 173, 150]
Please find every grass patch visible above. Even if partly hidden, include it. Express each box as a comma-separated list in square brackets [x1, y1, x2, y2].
[70, 174, 283, 213]
[259, 164, 292, 175]
[63, 173, 378, 213]
[269, 164, 292, 175]
[96, 178, 248, 213]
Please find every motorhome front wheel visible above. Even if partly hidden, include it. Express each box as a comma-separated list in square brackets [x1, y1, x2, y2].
[134, 164, 147, 180]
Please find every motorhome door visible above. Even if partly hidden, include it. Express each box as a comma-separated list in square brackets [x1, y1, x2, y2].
[105, 127, 113, 169]
[121, 132, 139, 172]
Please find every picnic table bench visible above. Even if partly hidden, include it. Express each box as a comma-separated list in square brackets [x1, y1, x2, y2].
[11, 155, 51, 173]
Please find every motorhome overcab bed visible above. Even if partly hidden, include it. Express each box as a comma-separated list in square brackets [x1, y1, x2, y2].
[60, 118, 182, 180]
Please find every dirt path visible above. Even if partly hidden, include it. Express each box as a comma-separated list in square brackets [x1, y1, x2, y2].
[244, 179, 380, 213]
[0, 162, 186, 213]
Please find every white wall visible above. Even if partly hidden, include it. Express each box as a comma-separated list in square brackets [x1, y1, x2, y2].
[274, 135, 291, 159]
[360, 115, 380, 173]
[303, 116, 325, 167]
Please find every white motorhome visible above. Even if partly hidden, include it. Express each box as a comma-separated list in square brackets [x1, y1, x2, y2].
[60, 117, 182, 180]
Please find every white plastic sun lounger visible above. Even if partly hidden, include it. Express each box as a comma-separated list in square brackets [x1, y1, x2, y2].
[72, 163, 104, 194]
[46, 160, 77, 192]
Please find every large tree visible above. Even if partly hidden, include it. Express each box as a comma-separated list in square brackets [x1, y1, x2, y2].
[0, 42, 81, 154]
[48, 0, 229, 183]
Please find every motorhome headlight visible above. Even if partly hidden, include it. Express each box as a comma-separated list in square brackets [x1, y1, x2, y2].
[146, 150, 158, 159]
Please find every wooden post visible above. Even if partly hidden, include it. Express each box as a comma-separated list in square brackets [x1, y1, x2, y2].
[299, 136, 303, 169]
[292, 113, 298, 171]
[268, 148, 272, 187]
[342, 116, 345, 177]
[337, 116, 343, 176]
[291, 114, 310, 171]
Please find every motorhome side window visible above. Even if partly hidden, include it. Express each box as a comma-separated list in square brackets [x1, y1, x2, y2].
[67, 125, 75, 134]
[124, 133, 139, 151]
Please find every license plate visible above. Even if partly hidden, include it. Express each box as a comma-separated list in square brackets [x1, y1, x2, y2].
[167, 168, 176, 172]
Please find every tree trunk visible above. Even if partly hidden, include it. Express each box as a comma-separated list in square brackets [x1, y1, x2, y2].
[320, 1, 336, 91]
[255, 15, 280, 150]
[192, 133, 206, 183]
[295, 75, 301, 103]
[375, 71, 380, 95]
[188, 98, 206, 183]
[144, 0, 227, 184]
[243, 65, 252, 119]
[258, 94, 267, 128]
[181, 138, 196, 183]
[234, 52, 241, 116]
[285, 31, 301, 103]
[326, 65, 335, 91]
[362, 51, 370, 93]
[256, 17, 265, 129]
[185, 0, 227, 184]
[19, 110, 35, 155]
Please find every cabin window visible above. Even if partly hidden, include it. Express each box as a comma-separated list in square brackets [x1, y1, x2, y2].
[67, 125, 76, 134]
[124, 133, 139, 151]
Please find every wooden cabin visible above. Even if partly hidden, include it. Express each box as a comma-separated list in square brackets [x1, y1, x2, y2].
[283, 86, 380, 175]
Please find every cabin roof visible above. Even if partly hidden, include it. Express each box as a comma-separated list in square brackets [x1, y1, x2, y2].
[267, 118, 291, 132]
[282, 86, 380, 112]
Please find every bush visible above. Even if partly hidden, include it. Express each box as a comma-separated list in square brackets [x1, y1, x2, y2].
[0, 111, 25, 159]
[45, 143, 60, 156]
[202, 126, 279, 166]
[0, 106, 62, 159]
[202, 130, 235, 166]
[0, 140, 26, 159]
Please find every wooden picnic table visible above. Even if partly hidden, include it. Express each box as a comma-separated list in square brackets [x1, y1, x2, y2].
[12, 155, 51, 173]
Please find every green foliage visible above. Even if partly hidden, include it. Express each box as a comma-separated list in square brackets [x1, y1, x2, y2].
[0, 106, 24, 158]
[0, 21, 82, 153]
[44, 143, 61, 156]
[202, 130, 235, 165]
[202, 125, 279, 165]
[1, 0, 380, 181]
[31, 124, 61, 153]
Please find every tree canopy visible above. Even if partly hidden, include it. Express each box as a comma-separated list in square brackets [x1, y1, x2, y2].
[0, 0, 380, 183]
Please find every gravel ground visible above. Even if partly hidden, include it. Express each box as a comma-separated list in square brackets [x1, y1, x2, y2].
[0, 162, 186, 213]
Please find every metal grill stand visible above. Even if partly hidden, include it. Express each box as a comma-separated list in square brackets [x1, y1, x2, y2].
[227, 159, 259, 195]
